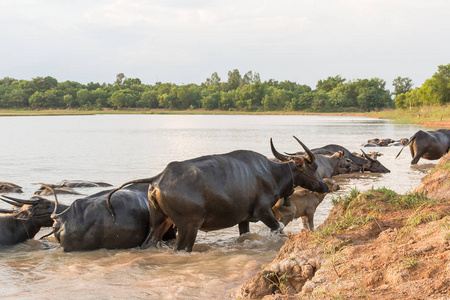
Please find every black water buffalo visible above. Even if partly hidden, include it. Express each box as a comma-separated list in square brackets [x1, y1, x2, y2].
[58, 180, 113, 188]
[33, 180, 112, 196]
[311, 144, 390, 173]
[34, 186, 83, 196]
[276, 150, 350, 178]
[313, 151, 350, 178]
[52, 183, 176, 252]
[107, 137, 328, 252]
[0, 194, 68, 246]
[396, 129, 450, 164]
[0, 182, 23, 194]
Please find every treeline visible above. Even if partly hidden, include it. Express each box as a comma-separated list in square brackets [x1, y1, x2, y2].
[0, 65, 446, 112]
[394, 64, 450, 109]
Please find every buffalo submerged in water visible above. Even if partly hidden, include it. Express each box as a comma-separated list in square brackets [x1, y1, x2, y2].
[51, 183, 176, 252]
[107, 137, 328, 252]
[0, 192, 68, 246]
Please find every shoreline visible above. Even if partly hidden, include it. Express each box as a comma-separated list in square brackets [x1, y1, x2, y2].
[0, 108, 448, 128]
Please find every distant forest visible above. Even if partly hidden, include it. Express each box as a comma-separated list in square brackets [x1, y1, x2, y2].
[1, 64, 448, 112]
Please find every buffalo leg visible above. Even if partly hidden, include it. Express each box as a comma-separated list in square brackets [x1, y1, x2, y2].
[409, 143, 422, 164]
[238, 221, 250, 235]
[305, 208, 315, 231]
[142, 196, 173, 249]
[301, 216, 310, 230]
[142, 217, 173, 249]
[411, 146, 422, 164]
[255, 206, 282, 233]
[176, 222, 202, 252]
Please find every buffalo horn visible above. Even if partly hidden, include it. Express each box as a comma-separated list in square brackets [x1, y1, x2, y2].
[37, 185, 60, 218]
[293, 136, 315, 163]
[0, 208, 17, 214]
[270, 138, 291, 162]
[361, 149, 375, 162]
[0, 197, 24, 207]
[0, 195, 39, 205]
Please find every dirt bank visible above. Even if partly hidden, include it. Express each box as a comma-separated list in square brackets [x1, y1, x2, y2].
[234, 153, 450, 299]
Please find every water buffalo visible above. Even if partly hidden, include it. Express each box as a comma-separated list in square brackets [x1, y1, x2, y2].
[396, 129, 450, 164]
[33, 180, 112, 196]
[272, 178, 340, 231]
[277, 151, 350, 178]
[315, 151, 351, 178]
[352, 151, 383, 160]
[34, 186, 83, 196]
[107, 137, 328, 252]
[364, 138, 409, 147]
[58, 180, 113, 188]
[312, 145, 390, 173]
[0, 182, 23, 194]
[0, 194, 68, 246]
[52, 183, 176, 252]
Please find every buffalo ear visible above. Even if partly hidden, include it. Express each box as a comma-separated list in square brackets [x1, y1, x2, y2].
[14, 210, 32, 220]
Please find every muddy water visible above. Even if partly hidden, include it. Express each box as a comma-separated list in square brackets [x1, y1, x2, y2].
[0, 115, 436, 299]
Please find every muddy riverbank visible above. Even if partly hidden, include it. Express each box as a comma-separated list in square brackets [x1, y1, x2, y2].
[235, 153, 450, 299]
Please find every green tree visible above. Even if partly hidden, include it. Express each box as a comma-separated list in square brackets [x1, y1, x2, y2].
[77, 89, 93, 107]
[177, 85, 201, 109]
[158, 87, 180, 109]
[63, 94, 76, 108]
[139, 90, 159, 108]
[114, 73, 125, 86]
[205, 72, 221, 86]
[109, 89, 138, 109]
[429, 64, 450, 104]
[219, 91, 236, 110]
[33, 76, 58, 92]
[316, 75, 346, 93]
[28, 91, 45, 109]
[392, 76, 413, 97]
[201, 92, 221, 110]
[91, 88, 110, 108]
[226, 69, 242, 91]
[312, 90, 328, 111]
[289, 92, 314, 110]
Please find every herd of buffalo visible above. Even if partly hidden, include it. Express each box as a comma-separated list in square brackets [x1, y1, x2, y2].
[1, 129, 449, 252]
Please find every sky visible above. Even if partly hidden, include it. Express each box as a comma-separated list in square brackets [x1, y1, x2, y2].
[1, 0, 449, 91]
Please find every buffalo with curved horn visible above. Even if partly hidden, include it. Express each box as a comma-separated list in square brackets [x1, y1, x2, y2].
[106, 136, 328, 252]
[0, 187, 69, 246]
[288, 144, 390, 173]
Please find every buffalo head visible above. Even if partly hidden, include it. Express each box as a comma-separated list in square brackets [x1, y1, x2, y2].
[0, 195, 56, 227]
[0, 182, 23, 194]
[271, 136, 328, 193]
[360, 149, 390, 173]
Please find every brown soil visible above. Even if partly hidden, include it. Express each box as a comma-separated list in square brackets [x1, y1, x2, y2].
[234, 153, 450, 299]
[420, 121, 450, 128]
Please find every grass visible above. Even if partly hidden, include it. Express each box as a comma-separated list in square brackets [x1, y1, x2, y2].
[402, 256, 419, 269]
[322, 187, 441, 238]
[366, 105, 449, 125]
[262, 272, 290, 295]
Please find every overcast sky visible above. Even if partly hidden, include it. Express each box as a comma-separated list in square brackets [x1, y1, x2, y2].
[1, 0, 449, 90]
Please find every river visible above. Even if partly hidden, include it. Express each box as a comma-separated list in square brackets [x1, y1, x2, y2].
[0, 114, 435, 299]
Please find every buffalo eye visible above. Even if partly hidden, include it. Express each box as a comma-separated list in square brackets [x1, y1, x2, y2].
[294, 157, 304, 167]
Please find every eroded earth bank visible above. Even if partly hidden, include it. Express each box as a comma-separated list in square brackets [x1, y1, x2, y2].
[234, 153, 450, 299]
